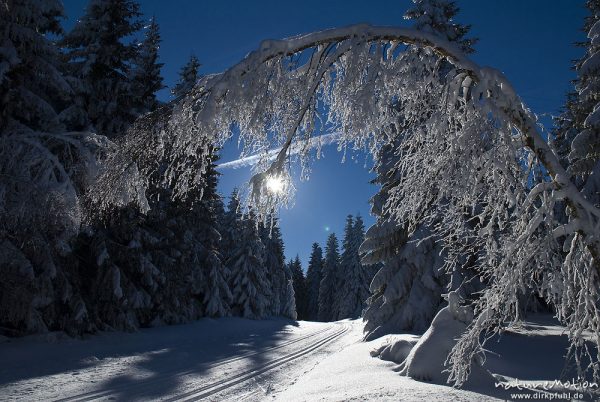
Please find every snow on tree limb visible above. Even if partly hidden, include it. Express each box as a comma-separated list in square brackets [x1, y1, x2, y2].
[258, 26, 593, 218]
[93, 24, 600, 386]
[168, 24, 599, 257]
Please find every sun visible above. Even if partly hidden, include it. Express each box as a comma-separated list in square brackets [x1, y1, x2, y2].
[266, 175, 285, 194]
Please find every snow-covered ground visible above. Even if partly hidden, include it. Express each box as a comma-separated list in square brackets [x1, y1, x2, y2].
[0, 315, 595, 401]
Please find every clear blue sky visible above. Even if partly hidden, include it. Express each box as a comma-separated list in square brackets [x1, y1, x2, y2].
[62, 0, 587, 267]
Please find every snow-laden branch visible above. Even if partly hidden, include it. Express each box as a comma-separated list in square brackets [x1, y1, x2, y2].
[165, 24, 600, 250]
[227, 25, 599, 244]
[93, 24, 600, 387]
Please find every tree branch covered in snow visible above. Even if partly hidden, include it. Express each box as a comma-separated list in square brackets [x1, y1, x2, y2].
[91, 24, 600, 385]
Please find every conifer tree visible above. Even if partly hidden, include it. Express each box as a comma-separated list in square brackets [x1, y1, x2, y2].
[337, 215, 371, 319]
[556, 0, 600, 196]
[0, 0, 71, 133]
[221, 189, 242, 263]
[305, 243, 323, 321]
[289, 256, 307, 320]
[172, 55, 201, 99]
[0, 0, 101, 335]
[224, 195, 271, 319]
[131, 16, 165, 115]
[196, 151, 231, 317]
[318, 233, 340, 322]
[403, 0, 476, 54]
[259, 217, 290, 317]
[547, 6, 600, 376]
[72, 124, 231, 330]
[334, 215, 355, 319]
[228, 218, 270, 319]
[282, 261, 298, 320]
[362, 0, 476, 340]
[62, 0, 142, 138]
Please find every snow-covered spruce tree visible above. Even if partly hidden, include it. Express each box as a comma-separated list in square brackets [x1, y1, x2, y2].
[0, 0, 102, 335]
[282, 261, 298, 320]
[363, 225, 447, 340]
[259, 216, 291, 317]
[289, 256, 307, 320]
[220, 189, 242, 265]
[337, 215, 372, 319]
[172, 55, 201, 99]
[354, 216, 375, 313]
[62, 0, 142, 138]
[566, 0, 600, 186]
[546, 0, 600, 380]
[131, 16, 165, 115]
[305, 243, 324, 321]
[403, 0, 476, 53]
[552, 0, 600, 201]
[362, 140, 444, 337]
[362, 0, 476, 340]
[224, 194, 272, 319]
[357, 215, 382, 286]
[138, 141, 231, 324]
[0, 0, 70, 131]
[318, 233, 340, 322]
[195, 149, 232, 317]
[362, 138, 450, 339]
[89, 16, 600, 384]
[73, 105, 233, 330]
[333, 215, 354, 319]
[553, 93, 580, 174]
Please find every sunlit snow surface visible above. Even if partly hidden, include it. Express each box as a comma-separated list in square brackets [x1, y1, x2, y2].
[0, 315, 594, 401]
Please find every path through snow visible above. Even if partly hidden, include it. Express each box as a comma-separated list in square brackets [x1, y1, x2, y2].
[0, 315, 593, 401]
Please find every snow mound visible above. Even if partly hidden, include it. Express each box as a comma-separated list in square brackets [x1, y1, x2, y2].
[370, 334, 419, 364]
[399, 292, 494, 386]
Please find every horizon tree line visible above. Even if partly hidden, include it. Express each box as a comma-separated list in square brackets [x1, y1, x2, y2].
[290, 214, 377, 322]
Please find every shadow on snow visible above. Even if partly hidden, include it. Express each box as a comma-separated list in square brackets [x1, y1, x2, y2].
[0, 317, 301, 400]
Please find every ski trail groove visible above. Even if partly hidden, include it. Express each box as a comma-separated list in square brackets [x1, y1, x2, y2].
[55, 325, 332, 402]
[168, 323, 349, 402]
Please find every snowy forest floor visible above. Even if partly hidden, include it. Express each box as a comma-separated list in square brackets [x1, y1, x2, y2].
[0, 315, 594, 401]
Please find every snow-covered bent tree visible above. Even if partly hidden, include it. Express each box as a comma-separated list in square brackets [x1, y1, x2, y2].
[92, 24, 600, 386]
